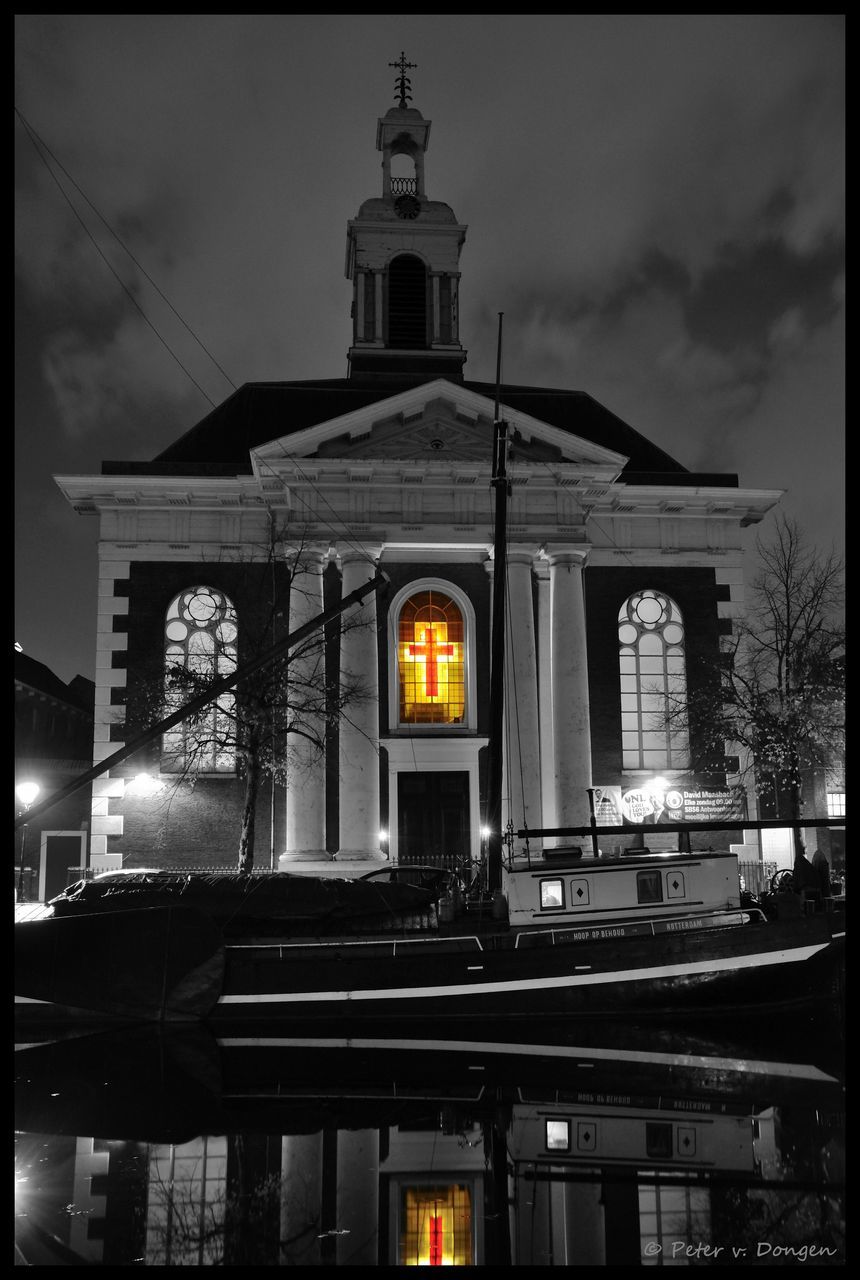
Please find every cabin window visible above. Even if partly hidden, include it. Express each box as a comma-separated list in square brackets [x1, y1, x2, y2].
[636, 870, 663, 904]
[645, 1122, 674, 1159]
[545, 1119, 571, 1152]
[162, 586, 237, 773]
[540, 878, 565, 910]
[398, 589, 465, 725]
[618, 590, 691, 771]
[569, 878, 590, 906]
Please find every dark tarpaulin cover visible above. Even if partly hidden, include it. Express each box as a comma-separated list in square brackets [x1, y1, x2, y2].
[47, 871, 438, 930]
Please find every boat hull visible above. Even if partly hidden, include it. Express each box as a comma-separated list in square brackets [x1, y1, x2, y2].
[212, 913, 843, 1025]
[15, 906, 224, 1024]
[15, 901, 843, 1028]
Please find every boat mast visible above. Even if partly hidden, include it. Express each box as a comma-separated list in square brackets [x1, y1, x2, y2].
[486, 313, 508, 892]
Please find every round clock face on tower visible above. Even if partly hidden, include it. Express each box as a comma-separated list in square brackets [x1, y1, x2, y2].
[394, 193, 420, 220]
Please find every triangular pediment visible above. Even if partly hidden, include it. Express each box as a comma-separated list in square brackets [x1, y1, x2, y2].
[316, 397, 496, 462]
[251, 379, 628, 475]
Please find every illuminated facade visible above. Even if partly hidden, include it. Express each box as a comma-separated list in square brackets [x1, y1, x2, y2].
[55, 77, 781, 873]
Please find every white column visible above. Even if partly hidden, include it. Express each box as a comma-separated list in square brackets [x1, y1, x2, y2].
[336, 1131, 380, 1265]
[374, 273, 384, 342]
[281, 1134, 322, 1266]
[548, 545, 593, 832]
[354, 271, 365, 344]
[504, 548, 542, 849]
[534, 561, 556, 834]
[283, 548, 328, 860]
[337, 548, 384, 860]
[431, 274, 441, 342]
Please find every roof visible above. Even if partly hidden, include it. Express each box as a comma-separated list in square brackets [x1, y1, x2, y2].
[15, 652, 95, 713]
[101, 377, 738, 487]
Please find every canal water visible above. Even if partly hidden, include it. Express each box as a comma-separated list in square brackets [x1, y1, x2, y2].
[15, 1011, 844, 1266]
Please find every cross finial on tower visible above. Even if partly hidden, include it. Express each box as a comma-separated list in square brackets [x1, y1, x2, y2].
[389, 51, 417, 107]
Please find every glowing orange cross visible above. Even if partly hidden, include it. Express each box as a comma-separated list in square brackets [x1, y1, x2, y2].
[429, 1214, 443, 1265]
[408, 626, 454, 698]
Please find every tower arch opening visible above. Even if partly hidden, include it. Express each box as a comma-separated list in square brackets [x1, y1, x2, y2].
[387, 254, 428, 349]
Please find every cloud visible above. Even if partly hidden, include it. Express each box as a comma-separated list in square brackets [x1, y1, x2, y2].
[42, 317, 205, 447]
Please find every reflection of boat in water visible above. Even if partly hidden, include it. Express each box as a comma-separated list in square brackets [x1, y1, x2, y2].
[14, 1014, 844, 1145]
[14, 1018, 844, 1267]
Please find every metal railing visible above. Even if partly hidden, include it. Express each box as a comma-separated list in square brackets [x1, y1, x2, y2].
[738, 861, 778, 895]
[14, 868, 39, 902]
[66, 865, 282, 885]
[390, 177, 416, 195]
[58, 856, 779, 897]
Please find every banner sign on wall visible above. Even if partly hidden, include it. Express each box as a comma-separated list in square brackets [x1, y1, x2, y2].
[590, 786, 624, 825]
[660, 786, 743, 823]
[592, 784, 743, 826]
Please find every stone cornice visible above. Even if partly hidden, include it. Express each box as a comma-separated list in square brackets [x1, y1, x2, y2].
[54, 473, 268, 514]
[588, 484, 783, 524]
[56, 462, 781, 545]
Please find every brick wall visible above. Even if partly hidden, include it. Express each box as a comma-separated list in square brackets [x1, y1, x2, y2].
[109, 559, 294, 864]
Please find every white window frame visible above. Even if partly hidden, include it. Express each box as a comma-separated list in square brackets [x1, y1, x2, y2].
[827, 792, 845, 818]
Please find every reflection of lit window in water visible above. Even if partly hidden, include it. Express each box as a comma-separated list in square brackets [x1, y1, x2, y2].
[639, 1175, 711, 1266]
[145, 1136, 229, 1265]
[400, 1184, 473, 1265]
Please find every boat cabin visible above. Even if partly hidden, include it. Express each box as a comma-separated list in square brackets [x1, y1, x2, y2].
[504, 850, 742, 930]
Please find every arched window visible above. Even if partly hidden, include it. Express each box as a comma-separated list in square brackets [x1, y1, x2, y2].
[618, 589, 690, 771]
[388, 254, 427, 349]
[162, 586, 237, 773]
[398, 589, 465, 725]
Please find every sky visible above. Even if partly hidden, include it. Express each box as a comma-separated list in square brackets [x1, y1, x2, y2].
[15, 14, 844, 685]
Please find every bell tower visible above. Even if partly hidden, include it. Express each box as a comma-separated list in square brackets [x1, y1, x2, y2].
[345, 54, 468, 383]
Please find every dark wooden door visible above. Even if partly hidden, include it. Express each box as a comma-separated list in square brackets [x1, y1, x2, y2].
[397, 771, 469, 865]
[43, 834, 85, 901]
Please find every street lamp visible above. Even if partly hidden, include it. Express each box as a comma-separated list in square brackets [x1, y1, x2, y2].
[125, 773, 164, 798]
[15, 781, 41, 903]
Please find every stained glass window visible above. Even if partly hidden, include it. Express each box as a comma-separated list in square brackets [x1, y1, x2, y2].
[618, 590, 690, 771]
[162, 586, 237, 773]
[398, 590, 465, 725]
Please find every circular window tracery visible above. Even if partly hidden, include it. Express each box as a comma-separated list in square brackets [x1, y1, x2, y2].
[163, 586, 238, 773]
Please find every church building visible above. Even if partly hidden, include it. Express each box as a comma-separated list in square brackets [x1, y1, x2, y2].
[55, 65, 781, 877]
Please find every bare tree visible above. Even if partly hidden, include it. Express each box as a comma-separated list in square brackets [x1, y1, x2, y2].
[133, 524, 373, 872]
[670, 516, 844, 853]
